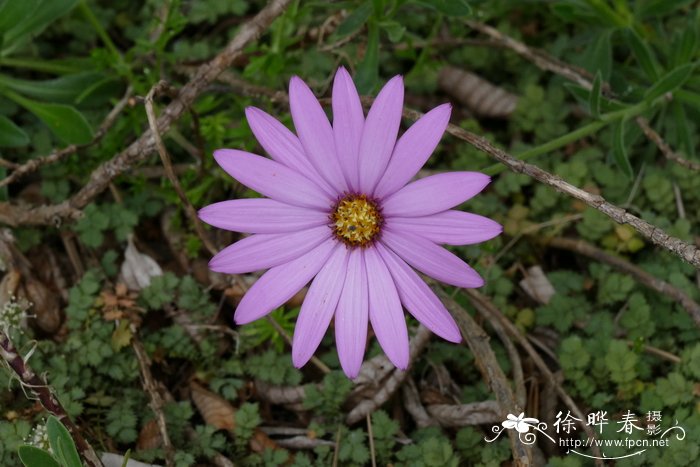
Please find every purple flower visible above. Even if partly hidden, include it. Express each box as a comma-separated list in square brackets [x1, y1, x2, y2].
[199, 68, 502, 378]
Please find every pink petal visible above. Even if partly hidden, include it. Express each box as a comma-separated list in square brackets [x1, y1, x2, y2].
[245, 107, 336, 196]
[376, 243, 461, 342]
[387, 210, 502, 245]
[357, 76, 404, 194]
[234, 240, 338, 324]
[289, 76, 349, 192]
[332, 67, 364, 191]
[209, 226, 330, 274]
[374, 103, 451, 199]
[381, 172, 491, 217]
[199, 199, 328, 234]
[292, 246, 349, 368]
[381, 229, 484, 288]
[334, 249, 369, 379]
[364, 247, 409, 369]
[214, 149, 334, 210]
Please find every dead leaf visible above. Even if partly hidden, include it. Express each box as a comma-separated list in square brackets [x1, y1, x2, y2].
[23, 277, 61, 334]
[120, 237, 162, 291]
[190, 381, 235, 431]
[520, 265, 555, 304]
[111, 319, 133, 351]
[249, 429, 279, 453]
[136, 419, 162, 450]
[103, 310, 124, 321]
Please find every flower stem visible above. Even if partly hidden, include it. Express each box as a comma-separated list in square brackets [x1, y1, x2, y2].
[78, 0, 122, 62]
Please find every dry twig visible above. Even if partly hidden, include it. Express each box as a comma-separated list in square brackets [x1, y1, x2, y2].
[345, 325, 432, 425]
[426, 401, 501, 427]
[435, 287, 532, 466]
[367, 413, 377, 467]
[144, 81, 218, 257]
[0, 86, 134, 189]
[130, 325, 175, 467]
[465, 20, 604, 93]
[401, 378, 437, 428]
[636, 117, 700, 171]
[466, 22, 699, 172]
[403, 107, 700, 269]
[464, 289, 605, 465]
[544, 237, 700, 327]
[0, 0, 293, 226]
[0, 330, 103, 467]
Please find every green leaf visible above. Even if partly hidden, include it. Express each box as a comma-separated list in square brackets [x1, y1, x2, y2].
[644, 63, 696, 102]
[339, 429, 370, 464]
[234, 403, 261, 441]
[379, 20, 406, 43]
[46, 417, 82, 467]
[655, 372, 693, 406]
[0, 115, 29, 147]
[582, 29, 613, 81]
[589, 71, 602, 118]
[355, 21, 379, 94]
[0, 0, 41, 36]
[612, 120, 633, 179]
[1, 0, 79, 56]
[415, 0, 472, 16]
[8, 93, 93, 144]
[18, 445, 61, 467]
[57, 436, 82, 467]
[670, 18, 698, 67]
[671, 100, 694, 157]
[334, 1, 372, 38]
[675, 89, 700, 110]
[638, 0, 695, 17]
[0, 72, 107, 104]
[551, 2, 598, 23]
[623, 28, 660, 80]
[605, 340, 638, 384]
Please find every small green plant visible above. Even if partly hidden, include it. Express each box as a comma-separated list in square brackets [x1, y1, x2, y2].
[18, 417, 81, 467]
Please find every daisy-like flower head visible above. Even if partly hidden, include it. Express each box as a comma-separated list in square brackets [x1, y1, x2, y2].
[199, 68, 502, 378]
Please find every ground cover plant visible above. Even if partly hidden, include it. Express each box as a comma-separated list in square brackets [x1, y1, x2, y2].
[0, 0, 699, 466]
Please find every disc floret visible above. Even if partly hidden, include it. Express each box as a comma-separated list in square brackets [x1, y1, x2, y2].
[331, 194, 383, 247]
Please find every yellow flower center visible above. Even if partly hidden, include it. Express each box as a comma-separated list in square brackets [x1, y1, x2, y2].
[331, 194, 383, 247]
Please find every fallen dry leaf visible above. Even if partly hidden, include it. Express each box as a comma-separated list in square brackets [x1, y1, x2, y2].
[120, 237, 163, 291]
[190, 381, 235, 431]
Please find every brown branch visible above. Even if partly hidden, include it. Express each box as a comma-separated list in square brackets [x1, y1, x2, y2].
[0, 0, 293, 227]
[464, 289, 605, 465]
[345, 325, 432, 425]
[426, 401, 501, 427]
[544, 236, 700, 327]
[144, 81, 218, 257]
[485, 306, 527, 408]
[465, 20, 604, 93]
[0, 86, 134, 189]
[636, 117, 700, 171]
[401, 378, 437, 428]
[367, 413, 377, 467]
[400, 108, 700, 269]
[0, 330, 103, 467]
[433, 286, 533, 466]
[130, 325, 175, 467]
[467, 22, 699, 173]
